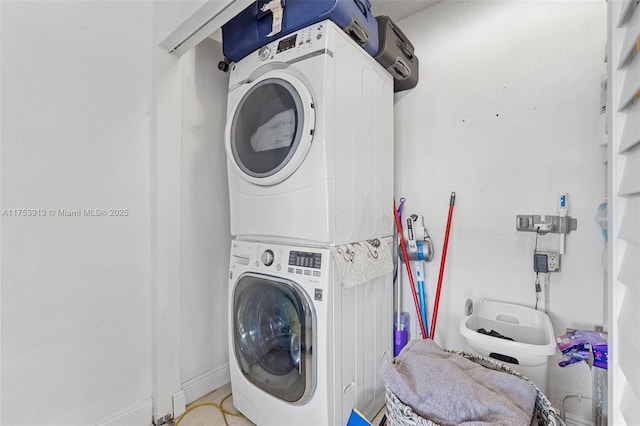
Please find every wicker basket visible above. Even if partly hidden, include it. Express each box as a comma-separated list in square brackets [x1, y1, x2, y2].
[384, 351, 564, 426]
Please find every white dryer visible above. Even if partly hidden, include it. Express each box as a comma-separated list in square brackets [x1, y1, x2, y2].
[228, 238, 393, 426]
[225, 20, 393, 245]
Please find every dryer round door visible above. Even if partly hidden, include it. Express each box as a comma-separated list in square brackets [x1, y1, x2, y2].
[232, 273, 315, 404]
[226, 72, 315, 186]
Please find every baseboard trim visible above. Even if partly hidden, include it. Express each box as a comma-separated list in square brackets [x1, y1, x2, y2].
[182, 364, 230, 404]
[172, 389, 186, 419]
[95, 397, 153, 426]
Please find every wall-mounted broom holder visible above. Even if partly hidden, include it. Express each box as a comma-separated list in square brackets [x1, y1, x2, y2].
[516, 214, 578, 235]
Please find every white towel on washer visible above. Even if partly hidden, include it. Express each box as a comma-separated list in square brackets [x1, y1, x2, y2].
[331, 238, 393, 288]
[250, 109, 295, 152]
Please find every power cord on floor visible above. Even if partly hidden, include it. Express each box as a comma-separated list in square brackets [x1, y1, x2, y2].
[173, 393, 245, 426]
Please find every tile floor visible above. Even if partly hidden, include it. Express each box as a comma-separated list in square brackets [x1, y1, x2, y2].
[176, 383, 387, 426]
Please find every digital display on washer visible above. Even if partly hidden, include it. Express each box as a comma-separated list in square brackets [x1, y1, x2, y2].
[288, 251, 322, 269]
[277, 34, 297, 53]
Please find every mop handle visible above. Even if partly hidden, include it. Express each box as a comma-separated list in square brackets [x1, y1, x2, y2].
[393, 200, 428, 339]
[396, 198, 406, 329]
[430, 192, 456, 340]
[416, 270, 428, 334]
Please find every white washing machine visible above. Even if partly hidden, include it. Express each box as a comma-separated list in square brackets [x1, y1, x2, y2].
[228, 238, 393, 426]
[225, 20, 394, 245]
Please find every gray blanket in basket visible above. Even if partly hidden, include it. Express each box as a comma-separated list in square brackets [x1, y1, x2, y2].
[380, 339, 537, 425]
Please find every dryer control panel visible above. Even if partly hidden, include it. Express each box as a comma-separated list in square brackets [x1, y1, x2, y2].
[228, 20, 336, 87]
[260, 21, 329, 61]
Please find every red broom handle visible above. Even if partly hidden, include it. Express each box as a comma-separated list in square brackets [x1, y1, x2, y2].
[393, 200, 428, 339]
[430, 192, 456, 340]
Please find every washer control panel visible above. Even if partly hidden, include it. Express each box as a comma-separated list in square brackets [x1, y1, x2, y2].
[288, 250, 322, 277]
[229, 240, 327, 282]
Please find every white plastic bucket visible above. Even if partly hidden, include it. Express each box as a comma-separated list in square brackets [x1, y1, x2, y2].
[459, 300, 556, 393]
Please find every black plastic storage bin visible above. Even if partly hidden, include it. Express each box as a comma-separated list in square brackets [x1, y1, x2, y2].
[374, 15, 419, 92]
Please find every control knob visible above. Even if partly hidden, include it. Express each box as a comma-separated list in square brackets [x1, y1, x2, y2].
[258, 45, 271, 61]
[261, 249, 274, 266]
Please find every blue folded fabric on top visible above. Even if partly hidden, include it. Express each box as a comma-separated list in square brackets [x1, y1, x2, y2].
[381, 339, 537, 426]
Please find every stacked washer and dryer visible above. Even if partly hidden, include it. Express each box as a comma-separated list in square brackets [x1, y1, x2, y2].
[224, 19, 394, 426]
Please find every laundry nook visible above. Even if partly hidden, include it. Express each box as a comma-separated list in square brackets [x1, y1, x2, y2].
[222, 8, 395, 423]
[1, 1, 637, 426]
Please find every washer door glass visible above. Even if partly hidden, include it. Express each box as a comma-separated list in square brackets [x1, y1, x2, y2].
[233, 274, 315, 404]
[228, 75, 315, 186]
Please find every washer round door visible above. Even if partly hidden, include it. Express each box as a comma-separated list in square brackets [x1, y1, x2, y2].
[226, 71, 316, 186]
[233, 273, 316, 403]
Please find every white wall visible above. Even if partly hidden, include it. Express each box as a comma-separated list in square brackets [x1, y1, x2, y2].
[1, 2, 233, 423]
[395, 0, 606, 417]
[179, 38, 232, 402]
[151, 2, 233, 419]
[1, 1, 154, 424]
